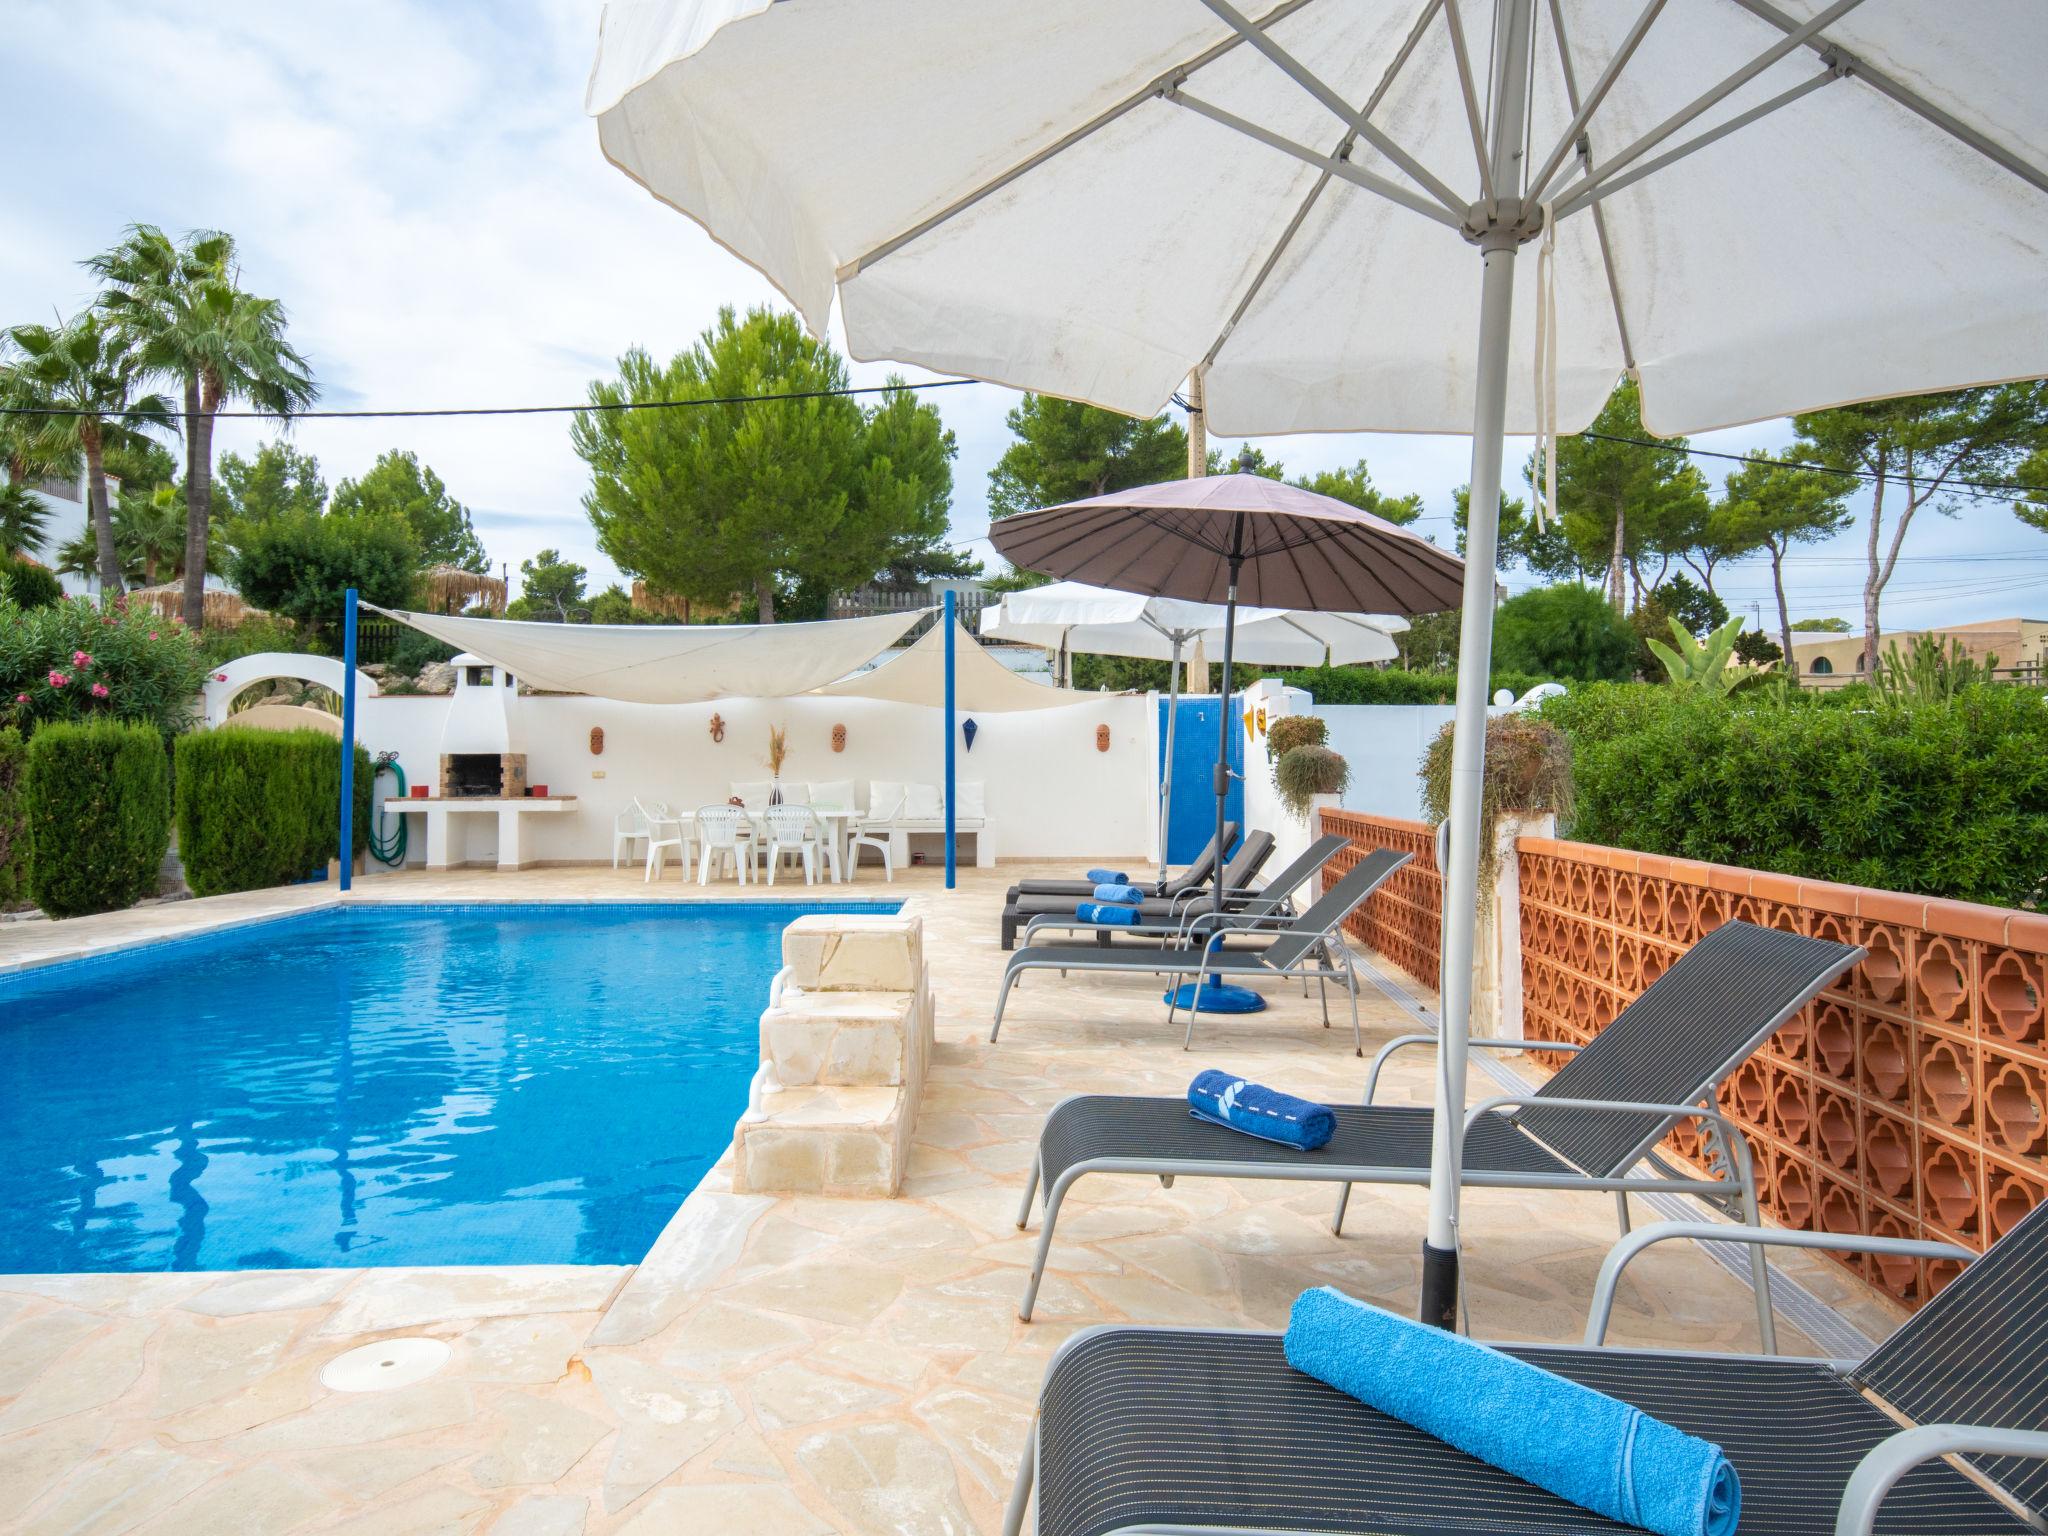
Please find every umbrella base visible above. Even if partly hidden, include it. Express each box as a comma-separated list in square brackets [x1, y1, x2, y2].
[1165, 979, 1266, 1014]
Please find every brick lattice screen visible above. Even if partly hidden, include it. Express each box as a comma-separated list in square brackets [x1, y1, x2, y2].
[1517, 836, 2048, 1307]
[1322, 810, 1440, 990]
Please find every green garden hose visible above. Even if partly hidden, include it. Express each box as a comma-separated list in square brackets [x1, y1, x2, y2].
[370, 755, 408, 866]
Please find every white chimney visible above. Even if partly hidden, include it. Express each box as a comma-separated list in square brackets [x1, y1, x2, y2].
[440, 653, 520, 755]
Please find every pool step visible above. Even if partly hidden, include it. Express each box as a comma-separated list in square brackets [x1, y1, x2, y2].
[734, 914, 934, 1198]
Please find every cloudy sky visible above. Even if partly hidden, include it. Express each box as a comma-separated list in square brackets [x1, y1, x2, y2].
[5, 1, 2042, 633]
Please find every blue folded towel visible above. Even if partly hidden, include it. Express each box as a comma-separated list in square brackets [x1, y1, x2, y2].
[1085, 867, 1129, 885]
[1092, 882, 1145, 903]
[1284, 1287, 1739, 1536]
[1076, 902, 1140, 927]
[1186, 1070, 1335, 1150]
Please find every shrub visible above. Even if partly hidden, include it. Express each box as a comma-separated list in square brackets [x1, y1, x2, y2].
[1264, 713, 1327, 762]
[1421, 713, 1574, 904]
[227, 510, 420, 651]
[1540, 684, 2048, 908]
[1274, 744, 1350, 821]
[1491, 583, 1636, 682]
[1277, 665, 1554, 705]
[25, 721, 171, 917]
[175, 728, 373, 897]
[197, 614, 308, 668]
[3, 560, 64, 610]
[0, 592, 212, 739]
[0, 727, 26, 906]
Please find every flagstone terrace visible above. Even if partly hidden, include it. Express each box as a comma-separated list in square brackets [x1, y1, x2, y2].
[0, 861, 1907, 1535]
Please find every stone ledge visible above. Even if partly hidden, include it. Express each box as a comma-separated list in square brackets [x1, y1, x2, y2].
[733, 1086, 911, 1198]
[783, 915, 924, 992]
[762, 990, 918, 1087]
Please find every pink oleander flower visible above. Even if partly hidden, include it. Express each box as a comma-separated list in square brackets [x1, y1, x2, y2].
[13, 693, 26, 704]
[48, 671, 69, 688]
[90, 683, 110, 699]
[214, 672, 229, 682]
[149, 631, 159, 640]
[72, 650, 92, 668]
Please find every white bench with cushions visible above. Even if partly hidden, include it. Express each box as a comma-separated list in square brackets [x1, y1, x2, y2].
[862, 780, 994, 869]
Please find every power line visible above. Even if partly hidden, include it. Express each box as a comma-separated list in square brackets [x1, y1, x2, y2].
[0, 376, 984, 421]
[1577, 430, 2044, 499]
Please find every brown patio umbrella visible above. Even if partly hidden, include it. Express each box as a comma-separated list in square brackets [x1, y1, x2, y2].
[991, 468, 1464, 1004]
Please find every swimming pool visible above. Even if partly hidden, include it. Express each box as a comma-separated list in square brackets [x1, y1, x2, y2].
[0, 900, 898, 1273]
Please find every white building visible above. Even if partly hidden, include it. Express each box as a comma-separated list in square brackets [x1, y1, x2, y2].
[4, 465, 119, 598]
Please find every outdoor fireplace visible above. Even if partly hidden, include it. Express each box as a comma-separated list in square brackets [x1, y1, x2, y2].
[439, 752, 526, 799]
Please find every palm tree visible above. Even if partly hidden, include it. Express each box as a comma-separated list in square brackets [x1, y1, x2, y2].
[0, 479, 53, 560]
[3, 314, 174, 593]
[89, 225, 316, 626]
[117, 484, 187, 585]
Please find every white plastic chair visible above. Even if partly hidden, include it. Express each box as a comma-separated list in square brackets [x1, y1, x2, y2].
[695, 805, 753, 885]
[846, 800, 895, 883]
[641, 800, 695, 882]
[762, 805, 839, 885]
[613, 800, 651, 868]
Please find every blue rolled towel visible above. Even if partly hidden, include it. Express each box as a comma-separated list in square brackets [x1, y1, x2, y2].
[1076, 902, 1140, 927]
[1186, 1069, 1335, 1150]
[1284, 1287, 1740, 1536]
[1092, 882, 1146, 903]
[1085, 867, 1129, 886]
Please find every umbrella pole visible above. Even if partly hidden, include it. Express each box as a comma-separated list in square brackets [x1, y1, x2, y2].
[1158, 635, 1182, 884]
[1422, 0, 1536, 1332]
[1211, 522, 1245, 931]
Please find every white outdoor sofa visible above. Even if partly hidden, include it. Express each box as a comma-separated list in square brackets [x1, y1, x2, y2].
[862, 780, 995, 869]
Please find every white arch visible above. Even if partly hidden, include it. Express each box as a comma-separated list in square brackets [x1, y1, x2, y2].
[202, 651, 380, 728]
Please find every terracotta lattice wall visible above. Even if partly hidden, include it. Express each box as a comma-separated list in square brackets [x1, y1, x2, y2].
[1322, 809, 1440, 989]
[1517, 836, 2048, 1307]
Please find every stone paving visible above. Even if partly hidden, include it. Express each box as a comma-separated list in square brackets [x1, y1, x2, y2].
[0, 863, 1908, 1535]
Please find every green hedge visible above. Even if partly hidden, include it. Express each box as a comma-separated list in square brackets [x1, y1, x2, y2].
[0, 727, 26, 906]
[175, 729, 373, 898]
[1540, 682, 2048, 908]
[25, 721, 171, 917]
[1276, 665, 1555, 705]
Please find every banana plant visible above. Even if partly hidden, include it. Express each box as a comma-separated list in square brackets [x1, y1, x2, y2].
[1646, 613, 1758, 696]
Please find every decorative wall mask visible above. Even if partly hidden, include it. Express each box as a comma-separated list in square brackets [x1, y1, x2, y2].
[962, 718, 978, 752]
[1095, 724, 1111, 753]
[708, 712, 725, 743]
[589, 727, 605, 755]
[831, 723, 847, 753]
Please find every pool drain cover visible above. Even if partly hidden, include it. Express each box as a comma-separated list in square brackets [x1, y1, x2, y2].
[320, 1336, 451, 1393]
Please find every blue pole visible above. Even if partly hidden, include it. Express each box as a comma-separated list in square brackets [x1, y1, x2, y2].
[338, 588, 358, 893]
[943, 590, 957, 890]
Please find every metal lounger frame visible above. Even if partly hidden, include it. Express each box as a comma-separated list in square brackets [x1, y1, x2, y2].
[1019, 835, 1349, 948]
[1011, 925, 1860, 1335]
[990, 853, 1410, 1056]
[1006, 1211, 2048, 1535]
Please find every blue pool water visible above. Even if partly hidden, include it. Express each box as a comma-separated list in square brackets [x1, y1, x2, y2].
[0, 901, 897, 1274]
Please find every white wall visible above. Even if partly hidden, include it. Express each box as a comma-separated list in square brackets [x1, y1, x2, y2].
[1317, 704, 1456, 822]
[346, 685, 1155, 867]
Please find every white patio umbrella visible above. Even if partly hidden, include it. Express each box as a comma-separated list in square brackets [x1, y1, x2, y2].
[981, 580, 1404, 868]
[589, 0, 2048, 1326]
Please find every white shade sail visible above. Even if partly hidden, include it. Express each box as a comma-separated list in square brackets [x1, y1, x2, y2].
[982, 580, 1404, 666]
[589, 1, 2048, 437]
[371, 605, 925, 704]
[818, 620, 1100, 712]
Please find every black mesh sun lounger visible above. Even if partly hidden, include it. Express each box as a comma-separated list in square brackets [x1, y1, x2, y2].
[992, 851, 1411, 1057]
[1010, 920, 1863, 1325]
[1001, 832, 1277, 950]
[1007, 1187, 2048, 1536]
[1017, 834, 1350, 948]
[1005, 822, 1238, 902]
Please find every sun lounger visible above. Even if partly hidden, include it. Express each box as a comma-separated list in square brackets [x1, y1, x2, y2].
[1005, 823, 1238, 902]
[1010, 920, 1862, 1323]
[1005, 1200, 2048, 1535]
[1000, 831, 1279, 950]
[992, 852, 1410, 1059]
[1017, 834, 1350, 948]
